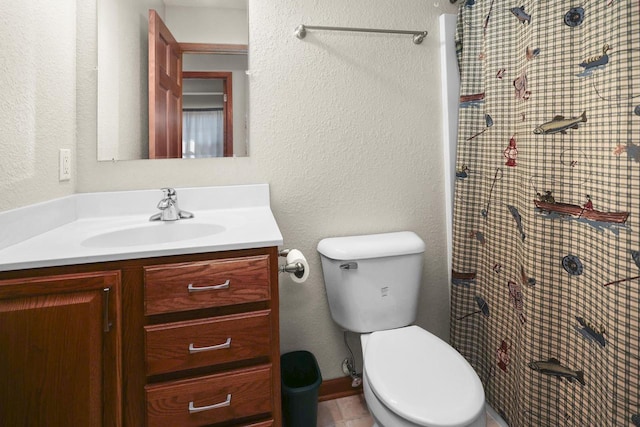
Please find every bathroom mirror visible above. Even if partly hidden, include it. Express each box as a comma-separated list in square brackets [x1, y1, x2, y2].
[97, 0, 248, 161]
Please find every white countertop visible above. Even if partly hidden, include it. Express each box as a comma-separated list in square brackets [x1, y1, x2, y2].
[0, 184, 283, 272]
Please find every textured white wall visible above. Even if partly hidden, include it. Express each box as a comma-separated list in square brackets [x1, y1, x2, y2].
[51, 0, 458, 380]
[248, 1, 458, 379]
[166, 5, 248, 45]
[0, 0, 76, 211]
[97, 0, 165, 161]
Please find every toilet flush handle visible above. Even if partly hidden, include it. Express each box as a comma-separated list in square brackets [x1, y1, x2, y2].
[340, 262, 358, 270]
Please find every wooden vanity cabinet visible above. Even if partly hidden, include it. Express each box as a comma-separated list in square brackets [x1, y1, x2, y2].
[123, 247, 282, 427]
[0, 270, 122, 427]
[0, 246, 281, 427]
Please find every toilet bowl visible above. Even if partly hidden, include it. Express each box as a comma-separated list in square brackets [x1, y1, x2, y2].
[317, 232, 486, 427]
[361, 326, 485, 427]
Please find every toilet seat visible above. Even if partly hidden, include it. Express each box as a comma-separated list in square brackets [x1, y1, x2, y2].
[364, 326, 485, 427]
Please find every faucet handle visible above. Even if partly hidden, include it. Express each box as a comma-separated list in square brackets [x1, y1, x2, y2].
[161, 187, 177, 200]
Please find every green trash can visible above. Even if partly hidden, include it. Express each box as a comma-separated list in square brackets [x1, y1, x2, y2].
[280, 350, 322, 427]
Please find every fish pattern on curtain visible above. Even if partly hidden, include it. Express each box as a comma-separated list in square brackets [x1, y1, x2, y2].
[451, 1, 640, 426]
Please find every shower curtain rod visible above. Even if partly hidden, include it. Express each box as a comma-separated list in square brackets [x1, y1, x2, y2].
[294, 24, 428, 44]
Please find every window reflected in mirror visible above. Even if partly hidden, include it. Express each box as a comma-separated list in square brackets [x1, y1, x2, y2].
[182, 74, 232, 158]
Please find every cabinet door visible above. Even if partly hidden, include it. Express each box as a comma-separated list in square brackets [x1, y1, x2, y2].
[0, 271, 121, 427]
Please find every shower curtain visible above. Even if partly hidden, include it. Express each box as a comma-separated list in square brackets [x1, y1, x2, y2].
[450, 1, 640, 426]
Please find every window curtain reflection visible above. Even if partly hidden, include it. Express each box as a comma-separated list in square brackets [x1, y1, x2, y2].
[182, 109, 224, 158]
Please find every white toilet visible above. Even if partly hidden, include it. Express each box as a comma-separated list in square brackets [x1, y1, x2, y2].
[317, 231, 486, 427]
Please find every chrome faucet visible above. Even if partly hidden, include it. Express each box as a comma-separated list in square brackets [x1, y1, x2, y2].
[149, 188, 194, 221]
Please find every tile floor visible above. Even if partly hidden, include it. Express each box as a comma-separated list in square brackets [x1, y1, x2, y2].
[317, 394, 504, 427]
[317, 394, 374, 427]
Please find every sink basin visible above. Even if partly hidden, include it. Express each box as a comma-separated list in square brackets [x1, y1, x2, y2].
[81, 222, 226, 248]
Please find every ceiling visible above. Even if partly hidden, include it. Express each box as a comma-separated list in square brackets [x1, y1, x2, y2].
[163, 0, 246, 10]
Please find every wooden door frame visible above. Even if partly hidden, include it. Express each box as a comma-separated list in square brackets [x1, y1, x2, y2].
[180, 43, 246, 158]
[179, 43, 247, 56]
[182, 71, 233, 157]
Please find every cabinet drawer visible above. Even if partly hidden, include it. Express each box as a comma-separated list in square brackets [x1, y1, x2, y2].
[144, 255, 271, 315]
[145, 365, 273, 427]
[145, 310, 272, 376]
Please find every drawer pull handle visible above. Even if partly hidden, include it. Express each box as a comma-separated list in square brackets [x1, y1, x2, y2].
[188, 279, 230, 292]
[188, 394, 232, 413]
[188, 338, 232, 353]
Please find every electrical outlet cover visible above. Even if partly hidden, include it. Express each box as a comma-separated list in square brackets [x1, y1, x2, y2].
[59, 149, 71, 181]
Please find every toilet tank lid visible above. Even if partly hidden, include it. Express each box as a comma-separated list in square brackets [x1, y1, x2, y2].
[317, 231, 425, 260]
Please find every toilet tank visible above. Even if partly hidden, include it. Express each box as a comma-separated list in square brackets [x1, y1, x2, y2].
[317, 232, 425, 333]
